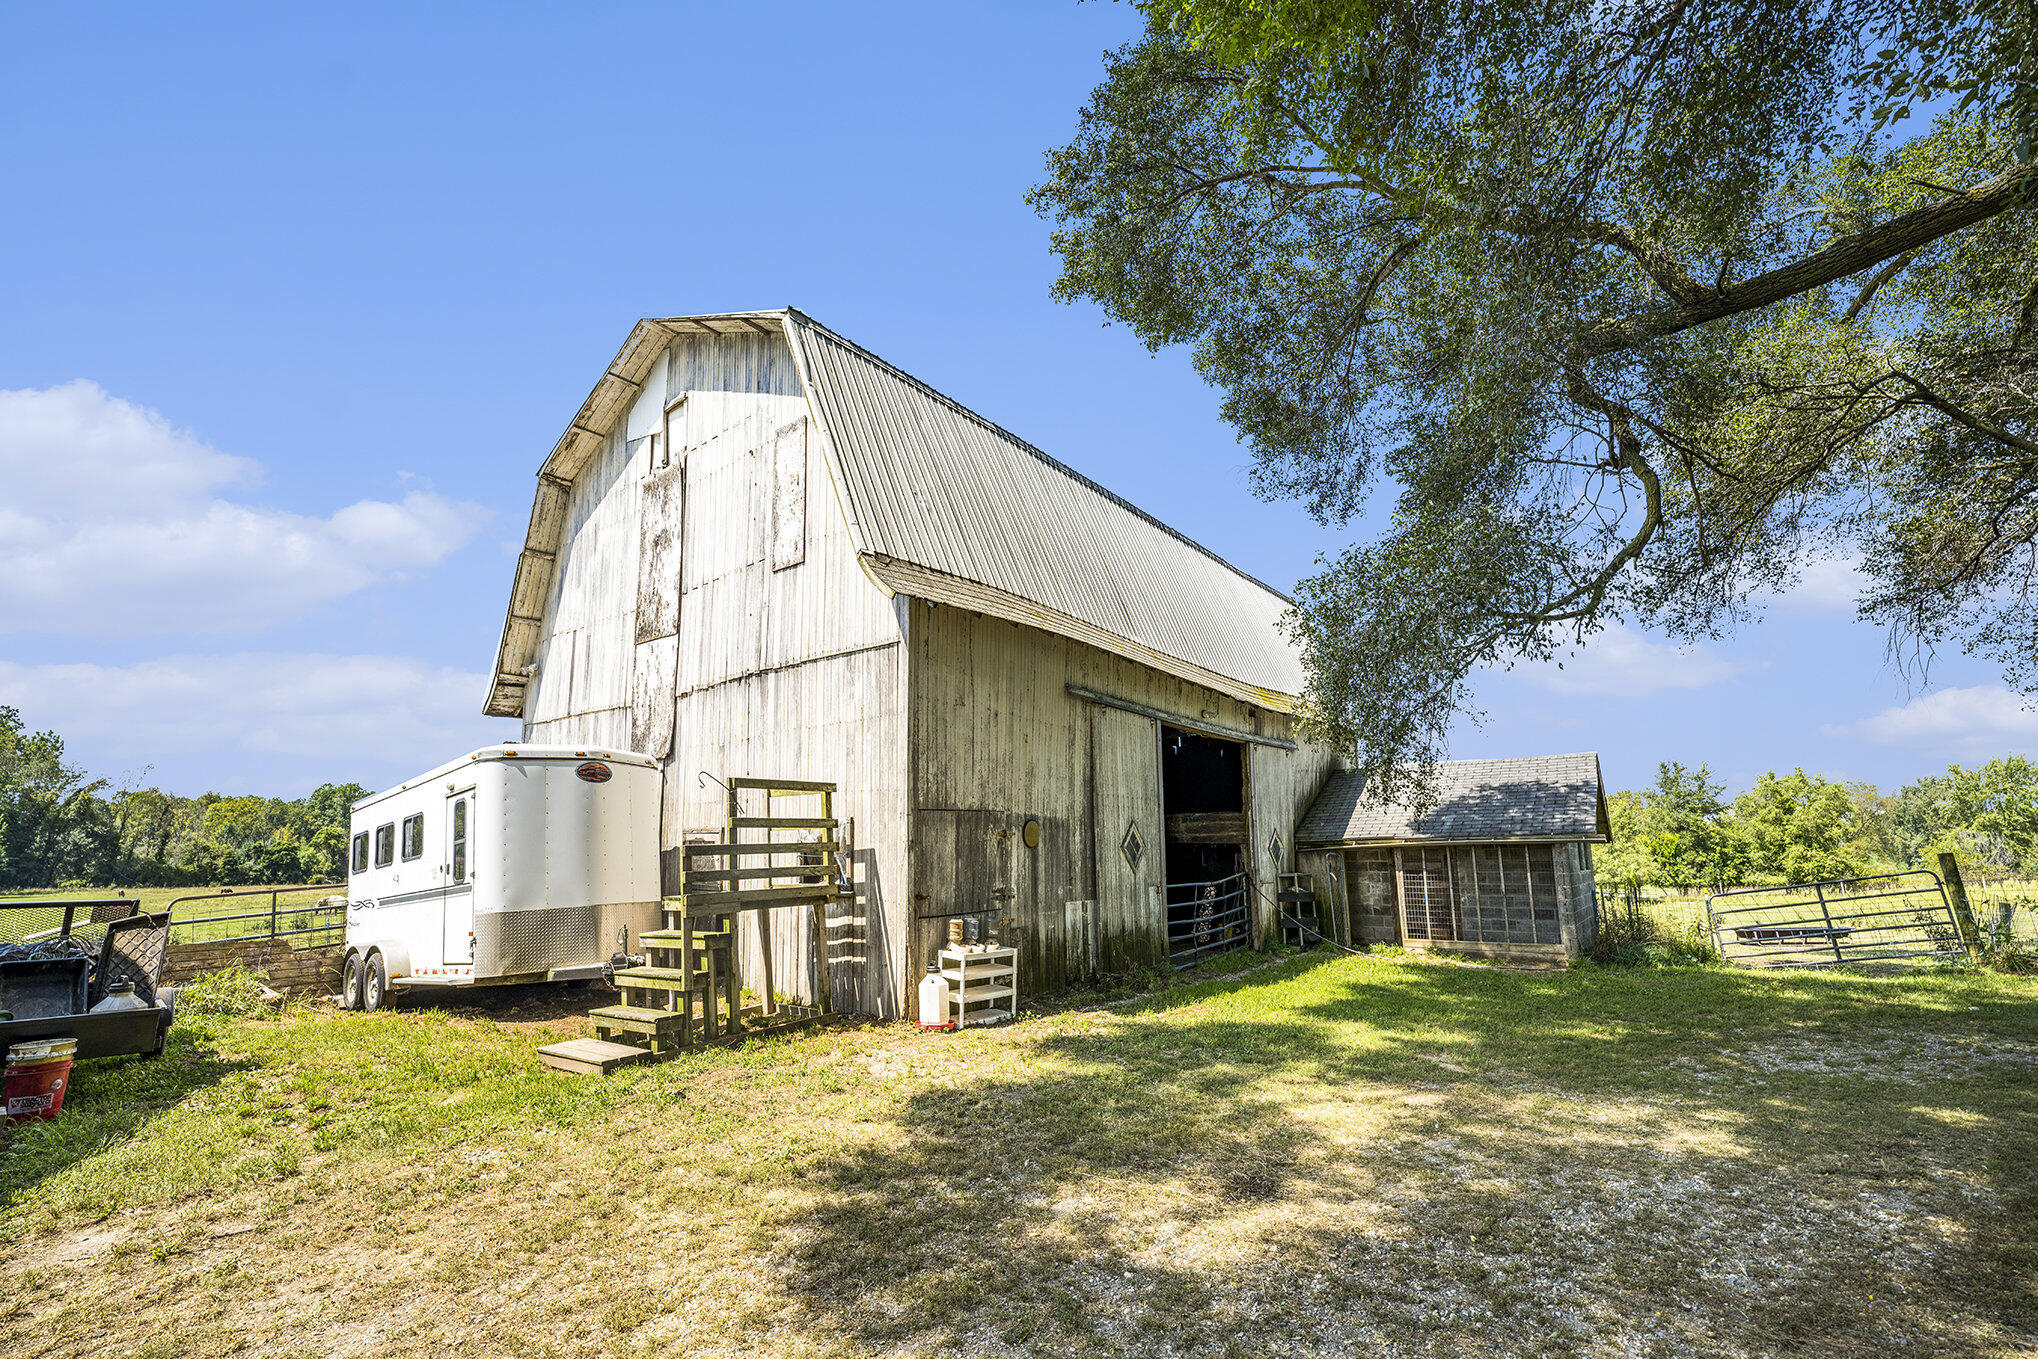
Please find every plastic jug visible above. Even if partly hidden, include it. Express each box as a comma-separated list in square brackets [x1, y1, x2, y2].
[90, 981, 149, 1013]
[916, 959, 951, 1030]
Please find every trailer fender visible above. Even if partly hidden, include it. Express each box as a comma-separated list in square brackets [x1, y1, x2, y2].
[361, 940, 412, 981]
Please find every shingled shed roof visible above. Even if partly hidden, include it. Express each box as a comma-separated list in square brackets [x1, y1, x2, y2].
[1297, 754, 1610, 846]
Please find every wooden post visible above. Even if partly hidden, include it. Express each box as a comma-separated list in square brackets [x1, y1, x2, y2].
[680, 910, 694, 1051]
[815, 792, 838, 1015]
[1937, 852, 1983, 955]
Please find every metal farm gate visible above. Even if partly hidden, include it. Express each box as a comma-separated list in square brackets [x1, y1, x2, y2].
[1166, 873, 1250, 968]
[1706, 870, 1966, 969]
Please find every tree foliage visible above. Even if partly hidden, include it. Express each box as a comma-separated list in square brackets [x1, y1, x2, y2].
[1034, 0, 2038, 793]
[1592, 754, 2038, 887]
[0, 705, 366, 890]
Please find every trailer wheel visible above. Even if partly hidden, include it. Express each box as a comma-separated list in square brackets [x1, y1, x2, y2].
[341, 953, 364, 1011]
[362, 952, 390, 1013]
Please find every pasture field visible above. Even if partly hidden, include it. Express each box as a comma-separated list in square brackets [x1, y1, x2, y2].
[3, 949, 2036, 1358]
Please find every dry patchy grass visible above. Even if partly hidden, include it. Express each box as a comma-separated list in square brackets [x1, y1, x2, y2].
[3, 953, 2036, 1357]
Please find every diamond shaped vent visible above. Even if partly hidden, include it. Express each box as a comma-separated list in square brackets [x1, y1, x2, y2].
[1268, 832, 1284, 865]
[1121, 821, 1145, 872]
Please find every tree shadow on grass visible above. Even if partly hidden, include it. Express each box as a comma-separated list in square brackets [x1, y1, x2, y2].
[753, 955, 2038, 1356]
[0, 1024, 253, 1219]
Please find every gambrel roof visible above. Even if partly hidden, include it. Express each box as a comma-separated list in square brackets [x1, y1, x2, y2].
[485, 309, 1305, 718]
[1297, 754, 1611, 846]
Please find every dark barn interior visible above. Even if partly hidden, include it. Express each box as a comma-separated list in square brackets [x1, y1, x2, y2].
[1160, 727, 1248, 963]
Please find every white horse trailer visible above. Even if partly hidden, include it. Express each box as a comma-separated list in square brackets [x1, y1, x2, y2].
[340, 745, 661, 1010]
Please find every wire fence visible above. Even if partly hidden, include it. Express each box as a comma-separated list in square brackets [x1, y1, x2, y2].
[164, 885, 345, 947]
[0, 885, 343, 952]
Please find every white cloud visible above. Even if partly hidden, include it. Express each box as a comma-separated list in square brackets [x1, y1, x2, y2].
[0, 653, 513, 795]
[1769, 554, 1869, 614]
[1822, 684, 2038, 755]
[0, 380, 486, 635]
[1519, 622, 1760, 697]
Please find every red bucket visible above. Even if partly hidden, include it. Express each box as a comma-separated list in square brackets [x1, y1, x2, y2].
[4, 1038, 78, 1122]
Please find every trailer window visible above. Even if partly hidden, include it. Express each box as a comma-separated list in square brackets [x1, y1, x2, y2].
[401, 813, 424, 861]
[374, 823, 395, 868]
[351, 832, 368, 874]
[451, 798, 468, 884]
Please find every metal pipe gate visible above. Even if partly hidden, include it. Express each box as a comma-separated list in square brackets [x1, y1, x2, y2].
[1706, 870, 1966, 968]
[1165, 872, 1250, 968]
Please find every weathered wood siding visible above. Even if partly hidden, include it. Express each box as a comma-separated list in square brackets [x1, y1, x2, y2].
[905, 601, 1340, 993]
[524, 330, 910, 1017]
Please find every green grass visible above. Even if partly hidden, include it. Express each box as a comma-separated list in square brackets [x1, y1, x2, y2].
[4, 952, 2036, 1357]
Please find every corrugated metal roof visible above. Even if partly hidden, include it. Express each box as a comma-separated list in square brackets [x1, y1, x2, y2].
[783, 313, 1304, 705]
[1297, 754, 1610, 845]
[486, 309, 1307, 717]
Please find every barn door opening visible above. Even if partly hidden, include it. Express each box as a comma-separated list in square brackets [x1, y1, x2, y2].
[1161, 726, 1248, 965]
[1397, 846, 1458, 942]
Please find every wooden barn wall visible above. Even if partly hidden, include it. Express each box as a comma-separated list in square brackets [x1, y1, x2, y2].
[525, 329, 910, 1017]
[905, 599, 1340, 994]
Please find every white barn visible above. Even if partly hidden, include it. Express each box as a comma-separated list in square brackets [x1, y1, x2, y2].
[485, 310, 1342, 1016]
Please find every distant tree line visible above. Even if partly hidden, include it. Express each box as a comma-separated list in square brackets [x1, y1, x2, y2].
[1595, 757, 2038, 892]
[0, 706, 366, 891]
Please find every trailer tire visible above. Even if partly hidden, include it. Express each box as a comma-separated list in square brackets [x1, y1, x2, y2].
[363, 952, 390, 1013]
[341, 952, 365, 1011]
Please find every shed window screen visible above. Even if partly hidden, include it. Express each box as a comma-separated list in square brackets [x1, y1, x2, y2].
[1446, 844, 1565, 946]
[1398, 847, 1457, 941]
[401, 814, 424, 861]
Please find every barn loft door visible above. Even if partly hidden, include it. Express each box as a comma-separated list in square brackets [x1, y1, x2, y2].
[630, 461, 683, 759]
[1397, 846, 1458, 942]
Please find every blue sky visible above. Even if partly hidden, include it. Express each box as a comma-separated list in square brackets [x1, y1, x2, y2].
[1, 2, 2028, 801]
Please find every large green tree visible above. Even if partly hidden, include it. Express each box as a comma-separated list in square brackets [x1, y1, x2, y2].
[1733, 768, 1865, 882]
[1034, 0, 2037, 793]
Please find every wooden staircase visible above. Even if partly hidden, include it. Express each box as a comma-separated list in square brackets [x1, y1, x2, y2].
[539, 777, 840, 1074]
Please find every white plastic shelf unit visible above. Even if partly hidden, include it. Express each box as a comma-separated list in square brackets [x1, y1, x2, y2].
[939, 944, 1019, 1027]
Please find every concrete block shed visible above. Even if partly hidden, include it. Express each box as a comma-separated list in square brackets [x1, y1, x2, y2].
[1296, 755, 1611, 963]
[483, 309, 1346, 1016]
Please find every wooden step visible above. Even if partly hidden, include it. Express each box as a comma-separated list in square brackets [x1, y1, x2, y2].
[612, 966, 714, 991]
[587, 1004, 689, 1034]
[641, 928, 732, 947]
[537, 1038, 654, 1075]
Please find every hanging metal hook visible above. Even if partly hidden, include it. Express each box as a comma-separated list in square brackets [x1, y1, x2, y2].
[697, 770, 729, 791]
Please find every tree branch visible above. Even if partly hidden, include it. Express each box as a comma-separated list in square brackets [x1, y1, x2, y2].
[1582, 159, 2038, 356]
[1842, 251, 1917, 321]
[1887, 370, 2038, 458]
